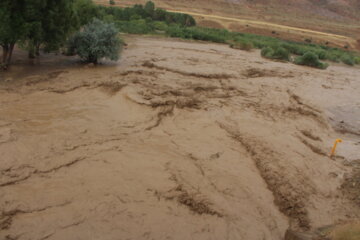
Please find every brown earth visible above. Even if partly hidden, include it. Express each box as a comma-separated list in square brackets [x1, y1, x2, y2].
[0, 35, 360, 240]
[95, 0, 360, 51]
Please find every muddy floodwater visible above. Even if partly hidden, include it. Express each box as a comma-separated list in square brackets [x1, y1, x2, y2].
[1, 36, 360, 240]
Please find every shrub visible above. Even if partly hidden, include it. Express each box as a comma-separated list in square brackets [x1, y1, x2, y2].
[116, 19, 154, 34]
[355, 57, 360, 65]
[165, 25, 186, 38]
[315, 50, 327, 60]
[341, 55, 355, 66]
[294, 52, 328, 69]
[281, 43, 307, 56]
[261, 47, 289, 61]
[326, 52, 341, 62]
[67, 19, 122, 64]
[152, 21, 168, 31]
[230, 39, 253, 51]
[272, 47, 290, 61]
[109, 0, 115, 5]
[166, 26, 226, 43]
[261, 47, 274, 58]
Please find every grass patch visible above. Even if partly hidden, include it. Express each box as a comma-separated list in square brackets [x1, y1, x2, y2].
[230, 39, 253, 51]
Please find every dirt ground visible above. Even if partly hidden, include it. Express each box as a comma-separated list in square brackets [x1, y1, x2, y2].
[95, 0, 360, 51]
[0, 36, 360, 240]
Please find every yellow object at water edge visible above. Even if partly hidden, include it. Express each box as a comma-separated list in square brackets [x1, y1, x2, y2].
[330, 138, 342, 157]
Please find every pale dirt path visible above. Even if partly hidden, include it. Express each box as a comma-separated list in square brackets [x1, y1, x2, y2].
[168, 10, 352, 41]
[94, 0, 358, 49]
[0, 36, 359, 240]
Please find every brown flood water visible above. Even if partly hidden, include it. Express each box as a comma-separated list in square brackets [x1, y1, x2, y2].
[1, 35, 360, 240]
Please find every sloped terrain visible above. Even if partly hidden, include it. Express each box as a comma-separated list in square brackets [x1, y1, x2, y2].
[97, 0, 360, 35]
[0, 36, 360, 240]
[95, 0, 360, 50]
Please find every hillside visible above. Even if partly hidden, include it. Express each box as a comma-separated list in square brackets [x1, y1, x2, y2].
[104, 0, 360, 24]
[95, 0, 360, 50]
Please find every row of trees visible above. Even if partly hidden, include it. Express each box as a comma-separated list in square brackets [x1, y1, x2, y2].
[0, 0, 81, 67]
[0, 0, 196, 68]
[0, 0, 119, 68]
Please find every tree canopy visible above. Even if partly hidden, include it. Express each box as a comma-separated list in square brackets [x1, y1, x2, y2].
[0, 0, 28, 67]
[0, 0, 78, 67]
[0, 0, 196, 69]
[67, 19, 122, 64]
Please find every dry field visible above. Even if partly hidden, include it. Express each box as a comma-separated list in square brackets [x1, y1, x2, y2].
[94, 0, 360, 51]
[0, 36, 360, 239]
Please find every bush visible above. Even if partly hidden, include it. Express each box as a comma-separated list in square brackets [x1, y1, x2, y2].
[355, 57, 360, 65]
[230, 39, 253, 51]
[326, 52, 341, 62]
[272, 47, 290, 61]
[116, 19, 154, 34]
[109, 0, 115, 5]
[261, 47, 289, 61]
[166, 26, 226, 43]
[68, 19, 122, 64]
[281, 43, 308, 56]
[341, 55, 355, 66]
[315, 50, 327, 60]
[152, 21, 168, 31]
[294, 52, 329, 69]
[261, 47, 274, 58]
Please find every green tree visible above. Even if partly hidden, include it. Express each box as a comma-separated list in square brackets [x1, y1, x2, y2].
[21, 0, 47, 58]
[109, 0, 115, 5]
[21, 0, 77, 58]
[74, 0, 103, 26]
[39, 0, 77, 52]
[144, 1, 155, 17]
[0, 0, 78, 67]
[68, 19, 122, 64]
[0, 0, 28, 68]
[154, 8, 166, 21]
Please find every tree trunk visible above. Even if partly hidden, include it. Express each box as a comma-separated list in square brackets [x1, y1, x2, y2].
[36, 43, 41, 56]
[28, 42, 36, 59]
[1, 45, 9, 65]
[28, 49, 35, 59]
[6, 43, 15, 66]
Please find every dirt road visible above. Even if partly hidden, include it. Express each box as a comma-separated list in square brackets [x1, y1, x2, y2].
[0, 36, 359, 240]
[95, 0, 359, 50]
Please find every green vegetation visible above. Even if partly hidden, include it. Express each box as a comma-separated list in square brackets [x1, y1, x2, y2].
[294, 52, 329, 69]
[355, 57, 360, 65]
[261, 46, 290, 61]
[1, 0, 359, 69]
[261, 47, 274, 58]
[341, 55, 355, 66]
[230, 39, 254, 51]
[68, 19, 122, 64]
[166, 26, 226, 43]
[0, 0, 77, 67]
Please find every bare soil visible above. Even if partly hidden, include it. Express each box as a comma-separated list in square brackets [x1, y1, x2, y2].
[0, 36, 360, 240]
[95, 0, 360, 51]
